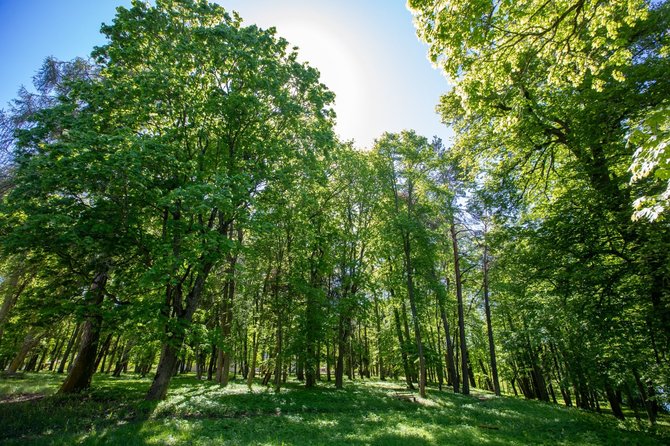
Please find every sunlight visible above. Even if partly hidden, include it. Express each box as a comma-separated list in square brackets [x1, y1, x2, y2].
[266, 17, 369, 146]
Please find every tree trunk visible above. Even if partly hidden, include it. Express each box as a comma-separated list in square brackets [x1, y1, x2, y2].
[451, 219, 469, 395]
[49, 333, 66, 371]
[247, 328, 259, 389]
[7, 329, 43, 373]
[58, 324, 82, 374]
[438, 290, 457, 393]
[273, 316, 283, 393]
[482, 241, 500, 396]
[94, 333, 113, 372]
[373, 297, 385, 380]
[59, 268, 108, 394]
[326, 340, 332, 382]
[604, 380, 625, 420]
[633, 369, 657, 425]
[146, 342, 180, 400]
[335, 314, 348, 389]
[393, 306, 414, 390]
[146, 261, 213, 400]
[0, 260, 33, 343]
[550, 342, 572, 407]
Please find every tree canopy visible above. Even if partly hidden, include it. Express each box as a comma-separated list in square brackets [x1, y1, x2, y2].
[0, 0, 668, 431]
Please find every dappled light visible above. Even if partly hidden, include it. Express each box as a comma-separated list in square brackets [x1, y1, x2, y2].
[0, 0, 669, 444]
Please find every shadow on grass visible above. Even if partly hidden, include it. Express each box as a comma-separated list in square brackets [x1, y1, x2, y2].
[0, 374, 668, 445]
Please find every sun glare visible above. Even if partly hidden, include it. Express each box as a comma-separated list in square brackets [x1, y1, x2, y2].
[276, 18, 368, 145]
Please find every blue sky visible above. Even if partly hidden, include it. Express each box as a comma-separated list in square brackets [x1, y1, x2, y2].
[0, 0, 450, 149]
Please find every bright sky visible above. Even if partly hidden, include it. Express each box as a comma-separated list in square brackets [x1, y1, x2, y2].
[0, 0, 450, 149]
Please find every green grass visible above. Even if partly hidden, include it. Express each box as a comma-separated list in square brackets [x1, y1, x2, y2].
[1, 373, 668, 445]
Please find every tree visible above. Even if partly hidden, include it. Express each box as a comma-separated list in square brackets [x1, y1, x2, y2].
[410, 0, 670, 414]
[1, 0, 335, 400]
[374, 131, 439, 398]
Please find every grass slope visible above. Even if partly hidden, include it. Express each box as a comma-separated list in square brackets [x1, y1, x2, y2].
[1, 373, 668, 445]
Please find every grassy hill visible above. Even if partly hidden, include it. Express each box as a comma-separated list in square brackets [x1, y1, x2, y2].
[1, 373, 668, 445]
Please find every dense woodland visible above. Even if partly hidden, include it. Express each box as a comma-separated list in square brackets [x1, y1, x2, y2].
[0, 0, 668, 428]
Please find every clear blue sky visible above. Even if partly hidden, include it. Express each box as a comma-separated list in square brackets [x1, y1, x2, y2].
[0, 0, 451, 149]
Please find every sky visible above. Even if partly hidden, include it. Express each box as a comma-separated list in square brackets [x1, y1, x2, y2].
[0, 0, 450, 149]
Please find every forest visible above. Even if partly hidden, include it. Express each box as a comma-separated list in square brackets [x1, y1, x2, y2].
[0, 0, 669, 444]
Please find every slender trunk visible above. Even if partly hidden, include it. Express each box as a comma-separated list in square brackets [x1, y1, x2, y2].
[347, 324, 355, 380]
[247, 279, 268, 389]
[59, 268, 108, 393]
[548, 382, 558, 404]
[403, 230, 426, 397]
[393, 306, 414, 390]
[625, 385, 642, 422]
[305, 245, 323, 388]
[400, 302, 415, 382]
[0, 262, 33, 343]
[58, 325, 82, 375]
[217, 292, 233, 386]
[49, 333, 66, 371]
[7, 329, 42, 373]
[105, 335, 121, 374]
[451, 219, 469, 395]
[633, 370, 657, 425]
[550, 342, 572, 406]
[335, 314, 348, 389]
[94, 333, 113, 372]
[207, 344, 216, 381]
[273, 316, 283, 393]
[113, 341, 133, 377]
[604, 380, 625, 420]
[438, 291, 457, 393]
[467, 354, 477, 388]
[482, 241, 500, 396]
[326, 340, 332, 382]
[374, 297, 385, 380]
[146, 263, 213, 400]
[247, 329, 259, 389]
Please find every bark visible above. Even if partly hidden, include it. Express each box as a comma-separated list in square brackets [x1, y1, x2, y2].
[58, 324, 82, 374]
[146, 261, 213, 400]
[335, 314, 349, 389]
[373, 297, 385, 381]
[59, 268, 108, 394]
[0, 260, 33, 343]
[49, 334, 66, 371]
[403, 227, 426, 397]
[393, 306, 414, 390]
[326, 340, 332, 381]
[246, 329, 259, 389]
[113, 341, 133, 377]
[400, 302, 415, 381]
[305, 244, 324, 388]
[451, 219, 469, 395]
[104, 335, 121, 374]
[94, 333, 113, 372]
[273, 316, 283, 393]
[7, 329, 43, 373]
[482, 240, 501, 396]
[207, 344, 216, 381]
[604, 380, 625, 420]
[550, 342, 572, 406]
[633, 369, 658, 425]
[217, 226, 242, 386]
[438, 290, 457, 393]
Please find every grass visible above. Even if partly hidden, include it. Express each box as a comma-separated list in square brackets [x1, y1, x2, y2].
[1, 373, 668, 445]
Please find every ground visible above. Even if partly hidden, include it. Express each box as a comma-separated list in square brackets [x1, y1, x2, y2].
[0, 373, 668, 445]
